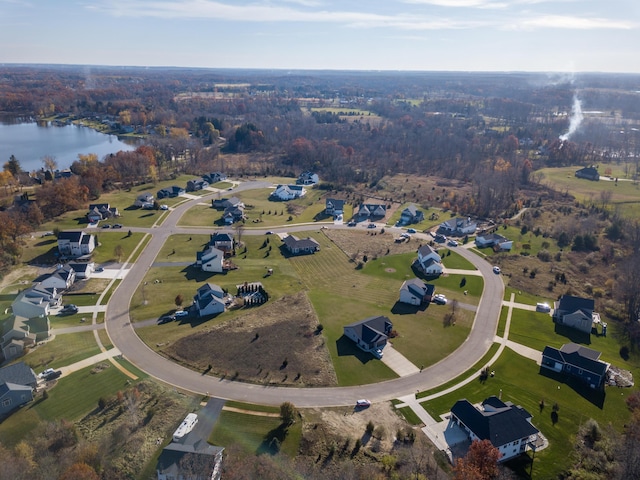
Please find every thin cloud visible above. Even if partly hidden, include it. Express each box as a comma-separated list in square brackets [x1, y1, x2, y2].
[514, 15, 635, 30]
[87, 1, 635, 32]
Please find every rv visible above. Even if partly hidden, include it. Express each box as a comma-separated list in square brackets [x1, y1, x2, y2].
[172, 413, 198, 441]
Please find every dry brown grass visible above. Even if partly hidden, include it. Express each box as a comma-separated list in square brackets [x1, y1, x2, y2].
[163, 291, 337, 386]
[324, 228, 417, 263]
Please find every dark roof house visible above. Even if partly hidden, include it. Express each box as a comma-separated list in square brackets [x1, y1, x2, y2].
[343, 316, 393, 359]
[450, 396, 540, 462]
[157, 440, 224, 480]
[553, 295, 595, 334]
[282, 235, 320, 255]
[575, 166, 600, 181]
[541, 343, 609, 389]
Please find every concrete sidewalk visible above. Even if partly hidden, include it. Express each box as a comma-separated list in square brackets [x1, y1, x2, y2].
[58, 348, 122, 376]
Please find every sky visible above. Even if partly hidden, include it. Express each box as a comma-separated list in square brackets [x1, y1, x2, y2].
[0, 0, 639, 73]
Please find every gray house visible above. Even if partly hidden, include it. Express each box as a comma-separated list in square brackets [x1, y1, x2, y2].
[157, 441, 224, 480]
[325, 198, 345, 217]
[0, 362, 37, 416]
[282, 235, 320, 255]
[541, 343, 609, 389]
[439, 217, 477, 236]
[57, 231, 96, 258]
[343, 316, 393, 359]
[553, 295, 595, 334]
[399, 204, 424, 225]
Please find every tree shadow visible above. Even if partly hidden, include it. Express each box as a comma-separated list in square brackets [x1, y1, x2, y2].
[553, 323, 591, 345]
[336, 335, 376, 364]
[27, 247, 59, 266]
[257, 423, 288, 455]
[538, 366, 605, 409]
[390, 301, 428, 315]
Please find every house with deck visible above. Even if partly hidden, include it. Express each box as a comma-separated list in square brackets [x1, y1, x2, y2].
[193, 283, 226, 317]
[541, 343, 609, 389]
[553, 295, 596, 334]
[450, 396, 540, 462]
[196, 246, 224, 273]
[134, 192, 154, 208]
[157, 441, 224, 480]
[475, 233, 513, 251]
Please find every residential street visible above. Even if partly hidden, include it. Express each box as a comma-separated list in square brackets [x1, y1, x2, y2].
[101, 182, 505, 407]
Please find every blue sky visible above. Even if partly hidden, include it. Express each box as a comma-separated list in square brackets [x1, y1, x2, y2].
[1, 0, 638, 72]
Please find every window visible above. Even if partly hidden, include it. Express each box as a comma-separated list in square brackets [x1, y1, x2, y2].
[2, 398, 11, 407]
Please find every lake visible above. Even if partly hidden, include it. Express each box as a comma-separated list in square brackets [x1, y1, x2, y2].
[0, 118, 137, 172]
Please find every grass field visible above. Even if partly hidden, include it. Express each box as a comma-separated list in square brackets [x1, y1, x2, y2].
[0, 363, 134, 446]
[209, 409, 301, 457]
[538, 165, 640, 218]
[23, 331, 102, 372]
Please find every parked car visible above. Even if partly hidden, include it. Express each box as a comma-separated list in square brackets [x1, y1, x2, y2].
[60, 304, 78, 314]
[536, 303, 551, 313]
[347, 220, 357, 227]
[367, 223, 377, 229]
[493, 266, 501, 274]
[112, 223, 123, 229]
[39, 368, 55, 379]
[433, 294, 448, 305]
[94, 266, 104, 272]
[101, 224, 111, 229]
[435, 234, 447, 243]
[407, 228, 417, 234]
[356, 399, 371, 408]
[448, 240, 459, 247]
[175, 310, 189, 318]
[44, 370, 62, 381]
[160, 204, 169, 210]
[158, 315, 176, 324]
[265, 231, 274, 235]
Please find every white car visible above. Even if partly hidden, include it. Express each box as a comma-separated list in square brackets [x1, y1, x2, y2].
[433, 294, 448, 305]
[175, 310, 189, 318]
[356, 399, 371, 408]
[493, 266, 501, 274]
[448, 240, 458, 247]
[160, 204, 169, 210]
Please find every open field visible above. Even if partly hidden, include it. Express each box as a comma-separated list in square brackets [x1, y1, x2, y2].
[23, 331, 102, 372]
[539, 165, 640, 218]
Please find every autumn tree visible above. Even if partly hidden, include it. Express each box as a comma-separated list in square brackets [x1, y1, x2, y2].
[175, 294, 184, 307]
[280, 401, 298, 426]
[36, 177, 88, 219]
[58, 462, 100, 480]
[453, 439, 502, 480]
[42, 155, 58, 174]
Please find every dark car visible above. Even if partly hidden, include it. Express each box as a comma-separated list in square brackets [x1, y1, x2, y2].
[60, 304, 78, 315]
[44, 370, 62, 381]
[101, 224, 111, 229]
[112, 223, 123, 229]
[158, 315, 176, 324]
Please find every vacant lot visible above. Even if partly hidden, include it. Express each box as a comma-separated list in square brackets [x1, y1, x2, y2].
[164, 291, 337, 386]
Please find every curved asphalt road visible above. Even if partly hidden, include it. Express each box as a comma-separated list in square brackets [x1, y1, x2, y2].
[105, 182, 504, 407]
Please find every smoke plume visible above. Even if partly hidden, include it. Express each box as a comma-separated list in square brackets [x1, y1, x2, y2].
[560, 94, 584, 141]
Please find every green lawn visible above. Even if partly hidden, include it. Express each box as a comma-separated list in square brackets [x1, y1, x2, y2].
[440, 249, 477, 270]
[209, 410, 301, 457]
[91, 231, 146, 264]
[0, 363, 135, 446]
[420, 349, 635, 479]
[538, 166, 640, 218]
[23, 331, 101, 372]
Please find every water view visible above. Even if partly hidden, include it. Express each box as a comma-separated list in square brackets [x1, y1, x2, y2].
[0, 119, 136, 172]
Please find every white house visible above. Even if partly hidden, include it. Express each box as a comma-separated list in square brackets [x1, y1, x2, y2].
[297, 171, 319, 185]
[57, 231, 96, 258]
[270, 184, 306, 201]
[415, 245, 443, 275]
[193, 283, 226, 317]
[399, 278, 435, 305]
[196, 246, 224, 273]
[40, 265, 76, 291]
[68, 262, 95, 279]
[475, 233, 513, 251]
[450, 396, 540, 462]
[439, 217, 477, 236]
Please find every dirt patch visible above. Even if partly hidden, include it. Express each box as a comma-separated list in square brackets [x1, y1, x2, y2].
[0, 265, 42, 293]
[308, 403, 409, 452]
[324, 228, 418, 264]
[385, 268, 396, 273]
[163, 291, 337, 386]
